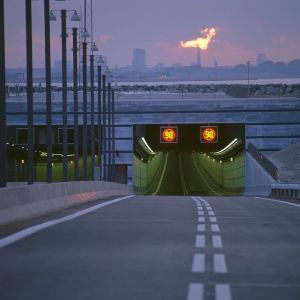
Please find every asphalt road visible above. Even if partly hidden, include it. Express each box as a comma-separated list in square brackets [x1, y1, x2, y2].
[1, 195, 300, 300]
[148, 153, 225, 196]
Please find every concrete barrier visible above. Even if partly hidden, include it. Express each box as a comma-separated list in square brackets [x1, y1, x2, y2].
[244, 153, 276, 197]
[0, 181, 135, 225]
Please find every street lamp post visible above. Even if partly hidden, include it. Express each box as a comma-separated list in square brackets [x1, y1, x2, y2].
[61, 9, 68, 182]
[112, 89, 116, 182]
[26, 0, 34, 185]
[97, 65, 102, 180]
[72, 27, 79, 181]
[82, 41, 88, 181]
[0, 0, 6, 188]
[246, 60, 251, 98]
[90, 54, 95, 180]
[102, 74, 106, 181]
[50, 9, 80, 182]
[107, 82, 111, 181]
[44, 0, 52, 184]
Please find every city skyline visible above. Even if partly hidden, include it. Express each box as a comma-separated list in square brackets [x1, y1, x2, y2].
[3, 0, 300, 69]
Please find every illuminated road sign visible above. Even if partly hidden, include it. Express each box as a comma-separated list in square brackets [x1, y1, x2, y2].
[160, 126, 178, 143]
[200, 126, 218, 143]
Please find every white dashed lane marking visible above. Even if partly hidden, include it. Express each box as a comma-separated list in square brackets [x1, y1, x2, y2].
[197, 224, 206, 231]
[211, 224, 220, 232]
[190, 196, 232, 300]
[214, 254, 228, 273]
[187, 283, 204, 300]
[212, 235, 223, 248]
[215, 284, 232, 300]
[192, 253, 205, 272]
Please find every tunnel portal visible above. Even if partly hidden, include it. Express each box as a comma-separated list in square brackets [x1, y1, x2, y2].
[133, 124, 245, 196]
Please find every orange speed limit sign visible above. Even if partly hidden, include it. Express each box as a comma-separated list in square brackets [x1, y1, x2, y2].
[200, 126, 218, 143]
[160, 126, 178, 143]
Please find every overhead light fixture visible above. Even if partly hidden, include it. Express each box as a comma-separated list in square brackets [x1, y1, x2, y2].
[97, 56, 105, 64]
[49, 12, 56, 21]
[90, 43, 99, 51]
[60, 32, 69, 38]
[81, 31, 90, 38]
[71, 12, 80, 22]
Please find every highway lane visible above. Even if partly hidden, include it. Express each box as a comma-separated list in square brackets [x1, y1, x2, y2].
[1, 196, 300, 299]
[148, 152, 224, 196]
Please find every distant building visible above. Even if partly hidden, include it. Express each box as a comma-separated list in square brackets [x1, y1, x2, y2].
[214, 58, 218, 68]
[132, 48, 147, 69]
[256, 53, 267, 66]
[53, 60, 72, 70]
[171, 63, 182, 68]
[197, 47, 201, 65]
[153, 63, 164, 70]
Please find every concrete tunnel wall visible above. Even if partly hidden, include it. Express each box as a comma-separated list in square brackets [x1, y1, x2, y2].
[194, 152, 245, 195]
[133, 151, 245, 195]
[133, 152, 166, 195]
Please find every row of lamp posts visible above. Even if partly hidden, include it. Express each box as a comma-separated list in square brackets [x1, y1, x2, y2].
[0, 0, 116, 188]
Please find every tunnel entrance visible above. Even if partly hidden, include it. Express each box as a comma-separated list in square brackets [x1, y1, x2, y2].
[133, 124, 245, 196]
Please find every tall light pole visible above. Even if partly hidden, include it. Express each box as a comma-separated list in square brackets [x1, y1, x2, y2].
[97, 65, 102, 180]
[0, 0, 6, 188]
[50, 9, 80, 182]
[44, 0, 52, 184]
[82, 41, 88, 180]
[61, 9, 68, 182]
[102, 74, 106, 181]
[107, 82, 111, 181]
[246, 60, 251, 98]
[72, 28, 79, 181]
[26, 0, 34, 185]
[90, 54, 95, 180]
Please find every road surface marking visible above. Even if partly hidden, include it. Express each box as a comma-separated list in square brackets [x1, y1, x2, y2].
[192, 254, 205, 272]
[214, 254, 228, 273]
[197, 224, 205, 231]
[179, 153, 189, 195]
[210, 217, 217, 222]
[211, 224, 220, 232]
[208, 211, 215, 216]
[256, 197, 300, 208]
[153, 153, 169, 195]
[195, 235, 205, 247]
[212, 235, 223, 248]
[187, 283, 204, 300]
[0, 195, 135, 249]
[215, 284, 232, 300]
[206, 207, 212, 210]
[198, 211, 204, 215]
[198, 217, 205, 222]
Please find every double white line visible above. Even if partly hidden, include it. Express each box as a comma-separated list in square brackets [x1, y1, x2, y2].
[187, 196, 232, 300]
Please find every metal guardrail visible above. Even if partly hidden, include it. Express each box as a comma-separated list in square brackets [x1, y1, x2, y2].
[271, 184, 300, 199]
[248, 142, 278, 182]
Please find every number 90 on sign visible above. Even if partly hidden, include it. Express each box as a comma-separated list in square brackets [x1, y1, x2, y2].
[200, 126, 218, 143]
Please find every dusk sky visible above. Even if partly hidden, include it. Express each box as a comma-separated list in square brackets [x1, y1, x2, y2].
[3, 0, 300, 69]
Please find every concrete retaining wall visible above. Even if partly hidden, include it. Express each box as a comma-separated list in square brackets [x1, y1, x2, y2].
[244, 153, 276, 196]
[0, 181, 135, 225]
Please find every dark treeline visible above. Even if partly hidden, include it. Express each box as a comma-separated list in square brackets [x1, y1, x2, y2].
[162, 59, 300, 80]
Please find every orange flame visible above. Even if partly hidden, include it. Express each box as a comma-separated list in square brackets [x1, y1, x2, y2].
[180, 28, 216, 49]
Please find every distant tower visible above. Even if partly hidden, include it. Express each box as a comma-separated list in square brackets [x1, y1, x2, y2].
[214, 58, 217, 68]
[197, 47, 201, 65]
